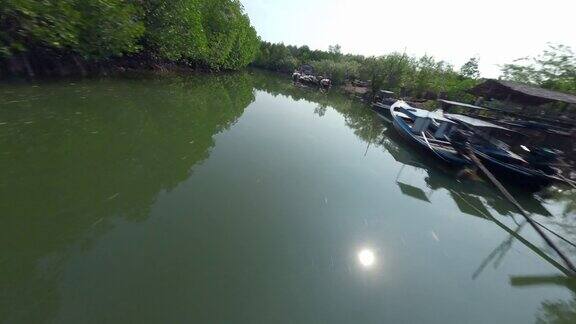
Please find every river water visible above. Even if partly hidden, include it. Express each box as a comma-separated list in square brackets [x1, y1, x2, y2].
[1, 70, 575, 323]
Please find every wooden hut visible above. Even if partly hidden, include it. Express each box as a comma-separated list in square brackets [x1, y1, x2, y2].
[469, 79, 576, 128]
[470, 79, 576, 107]
[468, 80, 576, 165]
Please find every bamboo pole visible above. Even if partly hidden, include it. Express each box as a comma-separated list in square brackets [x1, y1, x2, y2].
[452, 189, 572, 276]
[465, 144, 576, 275]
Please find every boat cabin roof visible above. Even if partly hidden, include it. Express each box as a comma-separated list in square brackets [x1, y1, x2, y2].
[437, 99, 486, 110]
[470, 79, 576, 105]
[410, 109, 455, 123]
[444, 113, 511, 130]
[393, 101, 455, 123]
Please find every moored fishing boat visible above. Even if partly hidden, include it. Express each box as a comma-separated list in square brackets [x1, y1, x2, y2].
[371, 90, 397, 122]
[466, 147, 561, 188]
[388, 101, 568, 189]
[445, 113, 567, 189]
[389, 101, 472, 167]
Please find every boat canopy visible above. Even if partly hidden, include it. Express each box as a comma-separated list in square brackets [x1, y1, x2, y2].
[393, 101, 455, 123]
[409, 109, 455, 123]
[444, 113, 511, 130]
[438, 99, 486, 110]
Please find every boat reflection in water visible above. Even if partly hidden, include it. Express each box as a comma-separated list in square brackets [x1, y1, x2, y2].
[379, 122, 554, 218]
[375, 113, 576, 321]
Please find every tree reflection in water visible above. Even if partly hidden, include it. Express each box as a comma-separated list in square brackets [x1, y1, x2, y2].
[0, 73, 255, 322]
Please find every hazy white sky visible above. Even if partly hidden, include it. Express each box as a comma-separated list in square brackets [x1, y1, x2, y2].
[242, 0, 576, 78]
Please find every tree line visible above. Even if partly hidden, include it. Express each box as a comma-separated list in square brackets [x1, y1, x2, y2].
[253, 41, 576, 99]
[501, 44, 576, 94]
[0, 0, 260, 76]
[1, 0, 574, 97]
[252, 41, 480, 100]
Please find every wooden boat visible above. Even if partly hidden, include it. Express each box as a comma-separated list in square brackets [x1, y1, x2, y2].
[371, 90, 396, 120]
[381, 126, 553, 217]
[388, 101, 570, 189]
[389, 101, 472, 167]
[468, 147, 561, 188]
[444, 113, 565, 189]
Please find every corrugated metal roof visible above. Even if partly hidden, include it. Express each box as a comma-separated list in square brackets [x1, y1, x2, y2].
[473, 80, 576, 105]
[497, 80, 576, 104]
[444, 113, 511, 131]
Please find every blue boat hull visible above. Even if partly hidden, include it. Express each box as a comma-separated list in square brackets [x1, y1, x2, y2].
[472, 150, 556, 189]
[391, 114, 471, 167]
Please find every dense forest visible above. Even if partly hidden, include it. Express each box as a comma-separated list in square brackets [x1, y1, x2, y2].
[0, 0, 260, 76]
[252, 41, 480, 100]
[1, 0, 574, 100]
[253, 41, 576, 99]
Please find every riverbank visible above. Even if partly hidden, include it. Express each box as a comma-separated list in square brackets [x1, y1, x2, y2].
[0, 53, 219, 80]
[0, 0, 259, 80]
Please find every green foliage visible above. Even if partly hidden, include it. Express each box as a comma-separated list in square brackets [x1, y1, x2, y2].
[200, 0, 239, 69]
[310, 59, 360, 84]
[328, 44, 341, 55]
[218, 10, 259, 70]
[359, 53, 411, 93]
[501, 44, 576, 94]
[253, 41, 479, 100]
[355, 53, 476, 100]
[140, 0, 259, 69]
[0, 0, 260, 70]
[253, 42, 298, 72]
[141, 0, 207, 61]
[408, 56, 455, 97]
[207, 0, 260, 70]
[0, 0, 80, 56]
[253, 42, 355, 73]
[327, 44, 342, 60]
[460, 57, 480, 79]
[442, 76, 478, 102]
[0, 0, 144, 59]
[75, 0, 144, 59]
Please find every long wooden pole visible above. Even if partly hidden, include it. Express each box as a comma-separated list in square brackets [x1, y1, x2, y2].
[466, 144, 576, 275]
[451, 189, 572, 276]
[557, 173, 576, 189]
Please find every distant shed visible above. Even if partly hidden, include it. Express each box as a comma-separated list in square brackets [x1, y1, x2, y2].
[466, 80, 576, 162]
[470, 79, 576, 106]
[468, 79, 576, 130]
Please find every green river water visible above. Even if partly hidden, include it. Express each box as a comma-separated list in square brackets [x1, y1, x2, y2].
[1, 70, 576, 323]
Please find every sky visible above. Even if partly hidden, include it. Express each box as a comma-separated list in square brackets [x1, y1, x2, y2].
[242, 0, 576, 78]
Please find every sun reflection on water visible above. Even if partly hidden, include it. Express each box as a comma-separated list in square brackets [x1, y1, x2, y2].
[358, 248, 376, 268]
